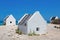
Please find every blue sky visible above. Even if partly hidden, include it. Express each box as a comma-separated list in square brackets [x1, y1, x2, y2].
[0, 0, 60, 21]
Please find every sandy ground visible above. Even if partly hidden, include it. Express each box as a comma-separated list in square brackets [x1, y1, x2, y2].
[0, 24, 60, 40]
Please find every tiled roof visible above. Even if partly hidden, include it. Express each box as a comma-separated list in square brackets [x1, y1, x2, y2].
[19, 14, 32, 25]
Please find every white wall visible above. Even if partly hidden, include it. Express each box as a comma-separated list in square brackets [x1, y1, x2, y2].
[6, 15, 16, 26]
[27, 11, 47, 35]
[18, 24, 27, 34]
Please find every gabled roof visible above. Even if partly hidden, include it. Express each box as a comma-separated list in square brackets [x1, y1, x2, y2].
[18, 11, 46, 25]
[4, 14, 15, 21]
[18, 14, 28, 23]
[4, 15, 10, 21]
[28, 11, 46, 23]
[18, 14, 32, 25]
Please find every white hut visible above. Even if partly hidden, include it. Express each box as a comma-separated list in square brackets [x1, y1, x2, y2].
[50, 16, 59, 23]
[4, 14, 16, 26]
[18, 11, 47, 35]
[50, 16, 59, 20]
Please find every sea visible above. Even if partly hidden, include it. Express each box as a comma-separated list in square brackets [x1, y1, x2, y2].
[0, 21, 18, 25]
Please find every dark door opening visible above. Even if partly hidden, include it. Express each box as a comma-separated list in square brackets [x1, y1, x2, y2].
[36, 27, 39, 31]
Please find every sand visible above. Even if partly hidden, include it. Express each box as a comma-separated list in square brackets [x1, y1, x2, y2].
[0, 24, 60, 40]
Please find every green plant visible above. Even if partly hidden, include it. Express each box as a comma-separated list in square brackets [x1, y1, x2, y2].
[3, 22, 6, 25]
[28, 33, 33, 36]
[28, 30, 33, 36]
[28, 31, 40, 36]
[16, 28, 22, 35]
[32, 31, 36, 35]
[32, 31, 40, 36]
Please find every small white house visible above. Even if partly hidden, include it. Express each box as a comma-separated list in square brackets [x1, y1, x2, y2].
[18, 11, 47, 35]
[4, 14, 16, 26]
[50, 16, 59, 23]
[50, 16, 59, 20]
